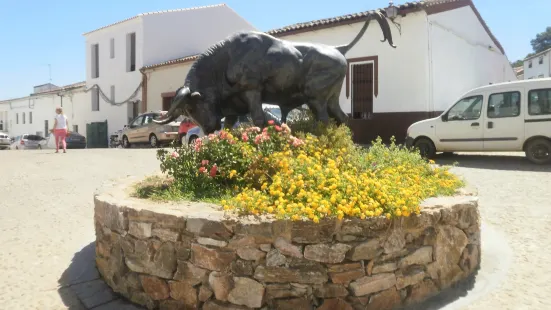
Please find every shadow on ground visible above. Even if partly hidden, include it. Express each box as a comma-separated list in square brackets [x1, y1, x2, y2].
[58, 242, 143, 310]
[434, 153, 551, 172]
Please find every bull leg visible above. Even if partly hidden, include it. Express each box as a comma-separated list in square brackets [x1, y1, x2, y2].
[327, 95, 349, 126]
[240, 90, 265, 128]
[279, 105, 292, 124]
[224, 115, 238, 130]
[307, 99, 330, 125]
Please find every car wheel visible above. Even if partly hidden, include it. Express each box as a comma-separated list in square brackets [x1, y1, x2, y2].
[149, 134, 159, 148]
[188, 135, 198, 145]
[122, 136, 130, 149]
[413, 137, 436, 159]
[38, 145, 42, 150]
[441, 152, 454, 157]
[525, 138, 551, 165]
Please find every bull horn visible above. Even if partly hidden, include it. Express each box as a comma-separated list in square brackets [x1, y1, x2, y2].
[376, 10, 396, 48]
[152, 87, 190, 124]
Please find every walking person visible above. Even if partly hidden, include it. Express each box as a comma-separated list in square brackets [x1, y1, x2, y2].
[50, 107, 69, 153]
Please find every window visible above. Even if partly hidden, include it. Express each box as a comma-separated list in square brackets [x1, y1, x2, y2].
[110, 38, 115, 59]
[487, 91, 521, 118]
[539, 56, 544, 65]
[0, 120, 3, 131]
[73, 125, 79, 133]
[92, 88, 100, 111]
[351, 62, 374, 119]
[446, 95, 483, 121]
[529, 61, 533, 68]
[44, 120, 49, 137]
[538, 74, 545, 78]
[110, 85, 115, 103]
[91, 43, 99, 78]
[130, 115, 144, 127]
[127, 32, 136, 72]
[29, 111, 32, 124]
[528, 88, 551, 116]
[16, 113, 18, 124]
[22, 112, 25, 124]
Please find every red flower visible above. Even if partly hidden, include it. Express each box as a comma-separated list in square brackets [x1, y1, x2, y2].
[268, 120, 275, 125]
[275, 125, 282, 132]
[199, 167, 206, 173]
[210, 165, 218, 177]
[201, 159, 209, 166]
[241, 133, 249, 142]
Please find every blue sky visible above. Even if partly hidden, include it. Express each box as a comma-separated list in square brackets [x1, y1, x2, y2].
[0, 0, 549, 100]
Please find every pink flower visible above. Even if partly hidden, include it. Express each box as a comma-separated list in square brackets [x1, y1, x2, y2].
[281, 123, 291, 133]
[194, 139, 203, 151]
[249, 127, 261, 133]
[171, 151, 179, 158]
[268, 120, 275, 125]
[201, 159, 209, 166]
[199, 167, 206, 173]
[275, 125, 282, 132]
[220, 131, 227, 139]
[241, 133, 249, 142]
[209, 165, 218, 177]
[262, 127, 268, 133]
[254, 135, 262, 145]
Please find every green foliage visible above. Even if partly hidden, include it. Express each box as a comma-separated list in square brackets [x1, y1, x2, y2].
[531, 26, 551, 54]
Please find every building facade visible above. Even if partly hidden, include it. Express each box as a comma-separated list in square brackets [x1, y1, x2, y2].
[524, 48, 551, 80]
[82, 4, 256, 138]
[141, 0, 516, 144]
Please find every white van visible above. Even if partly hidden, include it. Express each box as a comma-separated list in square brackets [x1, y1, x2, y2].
[405, 78, 551, 164]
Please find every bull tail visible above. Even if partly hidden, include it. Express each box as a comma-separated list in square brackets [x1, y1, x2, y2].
[335, 10, 396, 55]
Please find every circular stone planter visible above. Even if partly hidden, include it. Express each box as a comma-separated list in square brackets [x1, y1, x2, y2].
[94, 176, 481, 310]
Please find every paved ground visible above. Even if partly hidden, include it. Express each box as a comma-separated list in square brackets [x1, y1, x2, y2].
[0, 149, 550, 310]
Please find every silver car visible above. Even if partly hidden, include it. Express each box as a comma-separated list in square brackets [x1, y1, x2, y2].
[9, 134, 47, 150]
[0, 132, 10, 150]
[120, 111, 181, 148]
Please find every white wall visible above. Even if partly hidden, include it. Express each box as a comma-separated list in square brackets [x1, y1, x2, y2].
[524, 51, 551, 80]
[0, 88, 89, 138]
[145, 63, 193, 111]
[274, 11, 430, 114]
[428, 6, 517, 112]
[142, 5, 256, 67]
[84, 18, 144, 135]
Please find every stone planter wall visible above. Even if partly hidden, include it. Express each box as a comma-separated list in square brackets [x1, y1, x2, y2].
[94, 177, 480, 310]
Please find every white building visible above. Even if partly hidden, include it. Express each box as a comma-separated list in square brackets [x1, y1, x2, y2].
[139, 0, 516, 145]
[82, 3, 256, 139]
[523, 48, 551, 80]
[0, 82, 89, 138]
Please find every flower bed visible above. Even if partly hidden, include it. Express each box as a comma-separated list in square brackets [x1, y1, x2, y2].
[150, 122, 464, 223]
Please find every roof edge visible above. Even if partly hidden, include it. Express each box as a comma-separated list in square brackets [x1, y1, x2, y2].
[82, 4, 227, 37]
[524, 47, 551, 61]
[0, 81, 86, 103]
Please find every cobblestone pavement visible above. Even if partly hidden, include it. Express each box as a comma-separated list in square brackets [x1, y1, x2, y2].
[0, 149, 550, 309]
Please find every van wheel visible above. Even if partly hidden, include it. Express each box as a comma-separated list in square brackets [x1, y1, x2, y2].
[188, 135, 198, 145]
[414, 138, 436, 159]
[525, 138, 551, 165]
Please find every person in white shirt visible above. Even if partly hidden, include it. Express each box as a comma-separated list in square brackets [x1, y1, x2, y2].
[50, 107, 69, 153]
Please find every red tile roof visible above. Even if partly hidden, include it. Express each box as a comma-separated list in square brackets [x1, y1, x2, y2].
[141, 0, 505, 71]
[82, 4, 226, 36]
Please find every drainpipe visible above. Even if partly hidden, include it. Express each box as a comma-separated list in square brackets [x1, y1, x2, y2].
[139, 68, 148, 113]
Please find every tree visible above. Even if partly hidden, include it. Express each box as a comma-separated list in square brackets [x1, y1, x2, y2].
[510, 59, 523, 67]
[530, 27, 551, 54]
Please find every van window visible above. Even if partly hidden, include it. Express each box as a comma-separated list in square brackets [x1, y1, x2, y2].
[528, 88, 551, 116]
[447, 95, 483, 121]
[487, 91, 521, 118]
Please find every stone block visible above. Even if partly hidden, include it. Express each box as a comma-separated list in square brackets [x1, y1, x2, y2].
[349, 273, 396, 296]
[198, 237, 228, 247]
[186, 218, 232, 240]
[173, 261, 209, 285]
[140, 275, 170, 300]
[227, 277, 265, 308]
[398, 246, 433, 269]
[168, 281, 197, 308]
[266, 249, 287, 266]
[318, 298, 354, 310]
[372, 262, 398, 274]
[313, 283, 349, 298]
[347, 239, 382, 261]
[254, 266, 328, 284]
[236, 246, 266, 261]
[304, 243, 351, 264]
[209, 271, 234, 301]
[191, 243, 236, 271]
[274, 237, 303, 258]
[365, 287, 401, 310]
[291, 219, 336, 243]
[152, 228, 179, 242]
[273, 298, 312, 310]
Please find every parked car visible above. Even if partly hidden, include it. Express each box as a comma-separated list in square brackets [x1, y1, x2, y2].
[46, 131, 87, 149]
[178, 116, 197, 145]
[9, 134, 47, 150]
[405, 78, 551, 164]
[183, 104, 283, 145]
[0, 132, 10, 150]
[120, 111, 181, 148]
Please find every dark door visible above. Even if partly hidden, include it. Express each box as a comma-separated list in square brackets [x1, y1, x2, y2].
[351, 63, 374, 120]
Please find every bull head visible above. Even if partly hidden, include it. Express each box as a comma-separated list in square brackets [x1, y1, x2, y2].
[153, 86, 221, 134]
